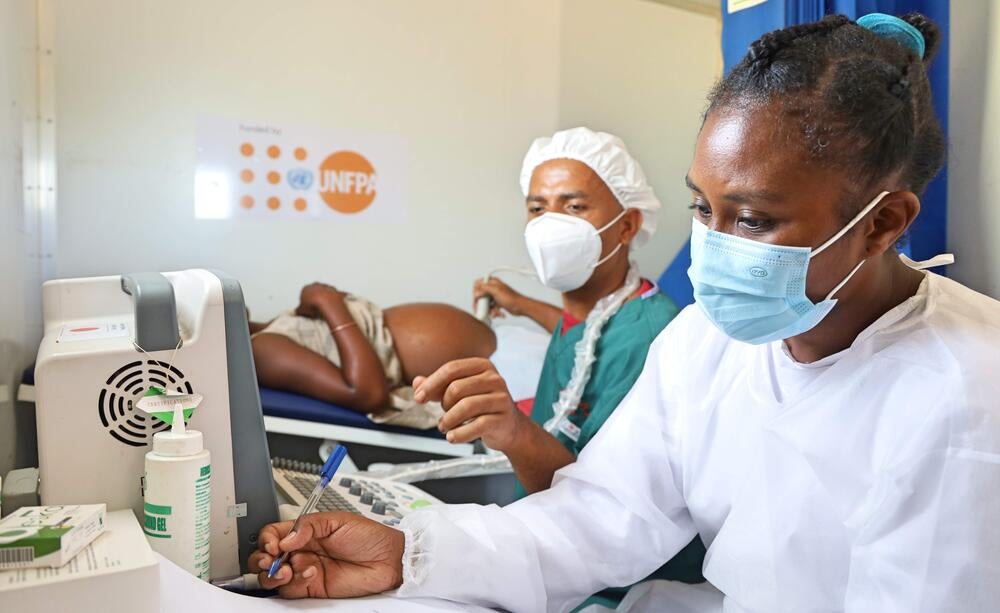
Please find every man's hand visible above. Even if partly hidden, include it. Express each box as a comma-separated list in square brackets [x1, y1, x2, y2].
[473, 278, 525, 319]
[248, 512, 405, 599]
[295, 283, 344, 318]
[414, 357, 528, 451]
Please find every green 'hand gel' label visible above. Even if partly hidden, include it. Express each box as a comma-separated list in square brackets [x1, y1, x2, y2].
[142, 503, 172, 539]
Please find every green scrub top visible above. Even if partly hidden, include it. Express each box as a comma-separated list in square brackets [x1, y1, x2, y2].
[512, 284, 707, 603]
[522, 285, 678, 467]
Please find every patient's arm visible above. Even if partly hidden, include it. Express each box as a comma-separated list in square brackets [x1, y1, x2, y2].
[248, 320, 270, 335]
[252, 284, 390, 412]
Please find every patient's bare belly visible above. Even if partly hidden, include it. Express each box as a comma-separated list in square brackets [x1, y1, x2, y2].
[383, 303, 496, 383]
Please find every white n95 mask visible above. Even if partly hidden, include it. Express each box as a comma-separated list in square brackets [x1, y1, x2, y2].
[524, 210, 627, 292]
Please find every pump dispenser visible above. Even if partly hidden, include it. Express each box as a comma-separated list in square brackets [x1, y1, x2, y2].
[154, 401, 204, 456]
[143, 400, 212, 579]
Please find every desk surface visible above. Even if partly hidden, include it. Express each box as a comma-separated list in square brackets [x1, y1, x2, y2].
[158, 553, 490, 613]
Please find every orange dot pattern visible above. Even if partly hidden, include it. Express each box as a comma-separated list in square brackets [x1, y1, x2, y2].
[238, 141, 338, 215]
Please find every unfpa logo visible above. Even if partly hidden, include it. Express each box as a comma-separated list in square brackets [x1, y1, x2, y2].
[319, 151, 377, 214]
[237, 142, 377, 214]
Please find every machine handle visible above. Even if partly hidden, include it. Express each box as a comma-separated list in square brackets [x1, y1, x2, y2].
[121, 272, 181, 352]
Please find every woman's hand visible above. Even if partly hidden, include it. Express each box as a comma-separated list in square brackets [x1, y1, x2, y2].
[473, 278, 525, 319]
[248, 512, 405, 599]
[296, 283, 344, 318]
[414, 357, 527, 452]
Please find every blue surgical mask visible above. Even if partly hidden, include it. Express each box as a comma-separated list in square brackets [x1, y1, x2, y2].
[687, 191, 890, 345]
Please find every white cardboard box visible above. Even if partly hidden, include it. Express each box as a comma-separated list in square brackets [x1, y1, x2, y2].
[0, 510, 159, 613]
[0, 504, 106, 569]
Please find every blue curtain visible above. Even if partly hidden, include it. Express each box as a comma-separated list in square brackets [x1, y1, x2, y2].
[659, 0, 949, 307]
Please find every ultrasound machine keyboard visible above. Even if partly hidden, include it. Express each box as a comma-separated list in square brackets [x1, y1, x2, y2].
[271, 458, 441, 528]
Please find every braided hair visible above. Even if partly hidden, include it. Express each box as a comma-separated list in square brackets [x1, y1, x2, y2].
[707, 13, 944, 218]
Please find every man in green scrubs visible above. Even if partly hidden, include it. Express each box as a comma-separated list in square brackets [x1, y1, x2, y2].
[526, 277, 677, 470]
[412, 128, 706, 605]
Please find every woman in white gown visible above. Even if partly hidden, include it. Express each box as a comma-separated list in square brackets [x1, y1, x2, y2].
[249, 13, 1000, 613]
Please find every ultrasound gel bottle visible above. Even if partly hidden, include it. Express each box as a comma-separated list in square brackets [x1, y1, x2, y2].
[144, 401, 211, 579]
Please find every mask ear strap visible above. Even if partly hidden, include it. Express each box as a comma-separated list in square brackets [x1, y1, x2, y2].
[593, 242, 624, 268]
[810, 191, 891, 258]
[596, 207, 629, 234]
[900, 253, 955, 269]
[591, 208, 630, 269]
[824, 259, 867, 301]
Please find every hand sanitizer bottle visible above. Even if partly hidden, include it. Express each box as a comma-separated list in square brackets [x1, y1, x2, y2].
[143, 401, 211, 579]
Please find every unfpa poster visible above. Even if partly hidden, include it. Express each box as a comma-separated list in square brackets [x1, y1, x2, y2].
[194, 117, 407, 221]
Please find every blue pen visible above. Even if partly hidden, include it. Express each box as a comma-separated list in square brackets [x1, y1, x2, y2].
[268, 444, 349, 578]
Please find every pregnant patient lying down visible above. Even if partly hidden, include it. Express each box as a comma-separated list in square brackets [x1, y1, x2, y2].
[250, 283, 496, 429]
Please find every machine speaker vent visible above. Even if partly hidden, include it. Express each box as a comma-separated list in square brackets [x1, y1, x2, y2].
[97, 360, 195, 447]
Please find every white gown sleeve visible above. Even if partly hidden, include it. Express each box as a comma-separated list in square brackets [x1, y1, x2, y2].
[844, 428, 1000, 611]
[395, 332, 698, 612]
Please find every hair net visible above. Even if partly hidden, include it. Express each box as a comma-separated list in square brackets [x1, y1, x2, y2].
[519, 127, 661, 247]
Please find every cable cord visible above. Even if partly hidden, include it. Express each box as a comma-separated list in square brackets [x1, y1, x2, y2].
[367, 451, 511, 484]
[485, 266, 537, 281]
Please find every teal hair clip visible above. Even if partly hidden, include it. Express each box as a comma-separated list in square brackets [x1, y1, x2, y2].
[857, 13, 925, 58]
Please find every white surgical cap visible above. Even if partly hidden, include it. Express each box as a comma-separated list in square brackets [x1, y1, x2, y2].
[519, 127, 661, 247]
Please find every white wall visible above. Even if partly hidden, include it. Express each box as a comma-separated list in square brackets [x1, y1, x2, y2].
[51, 0, 562, 318]
[49, 0, 721, 319]
[558, 0, 721, 279]
[0, 0, 41, 474]
[949, 0, 1000, 297]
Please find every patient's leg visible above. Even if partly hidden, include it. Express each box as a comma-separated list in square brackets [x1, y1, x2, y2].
[251, 333, 389, 412]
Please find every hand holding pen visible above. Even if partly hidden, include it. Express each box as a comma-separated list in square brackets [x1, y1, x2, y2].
[247, 497, 406, 597]
[267, 444, 349, 579]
